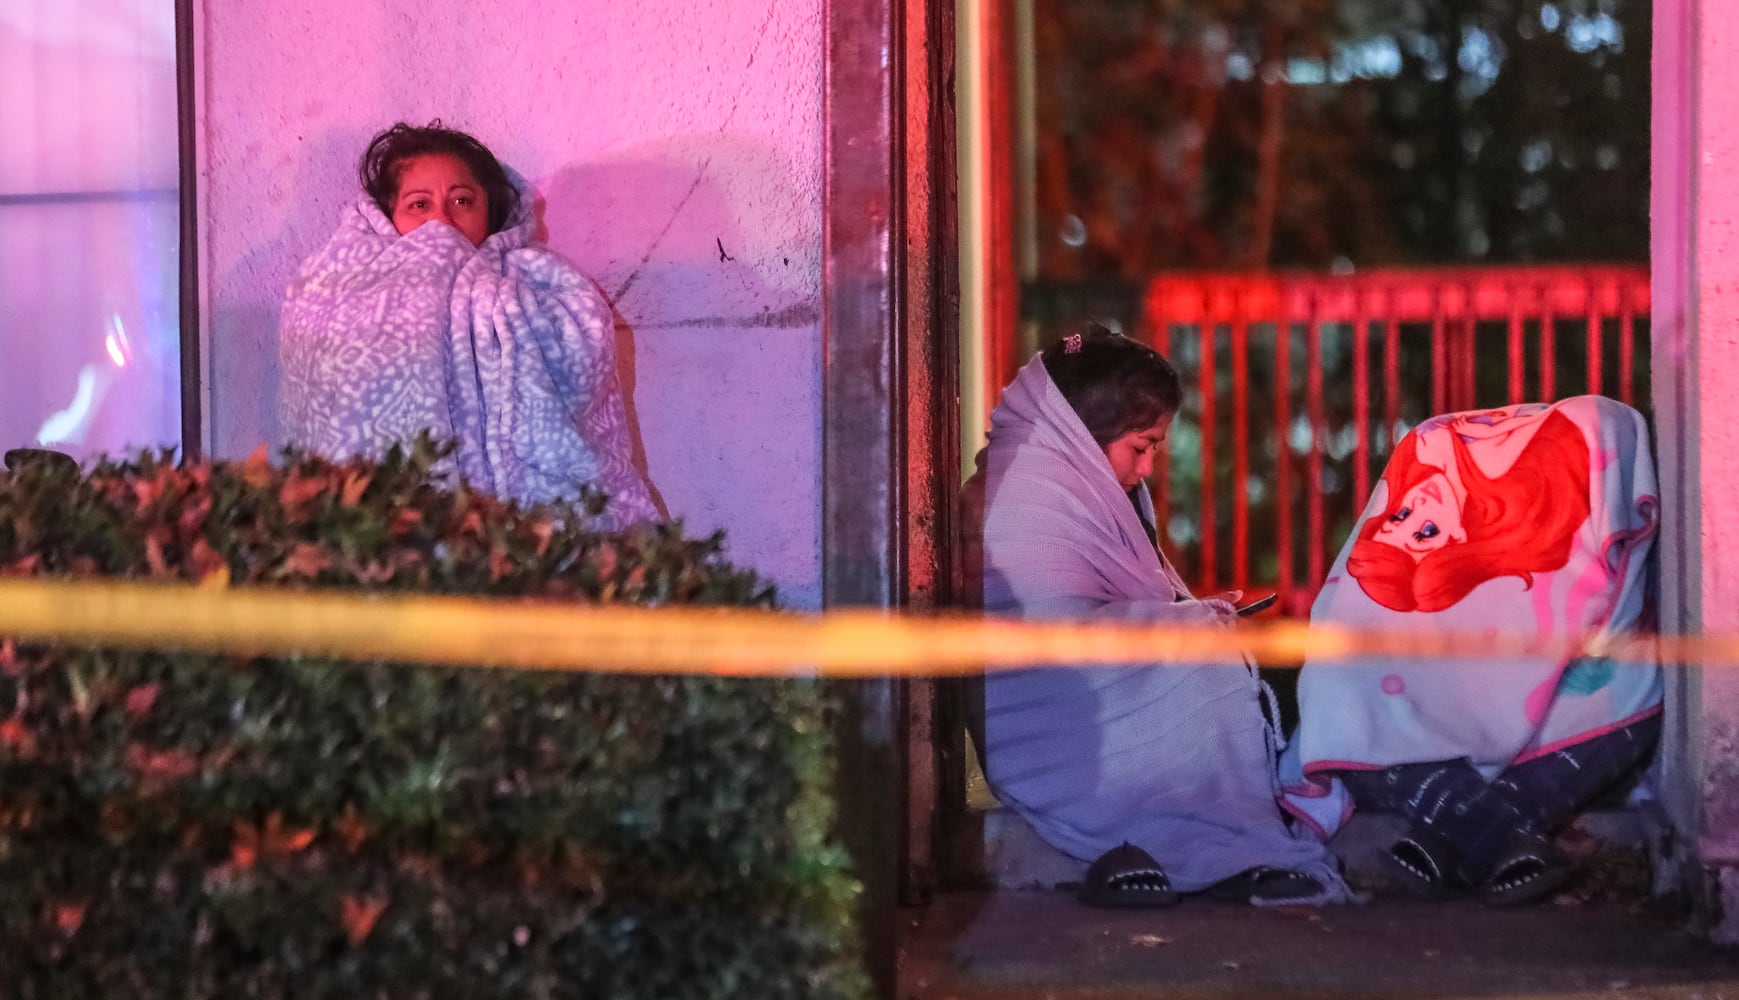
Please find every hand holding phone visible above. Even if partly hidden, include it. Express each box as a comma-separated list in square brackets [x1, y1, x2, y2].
[1236, 593, 1278, 617]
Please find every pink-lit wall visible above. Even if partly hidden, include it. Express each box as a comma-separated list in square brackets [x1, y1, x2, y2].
[194, 1, 825, 606]
[1687, 8, 1739, 641]
[1654, 0, 1739, 939]
[1, 2, 182, 460]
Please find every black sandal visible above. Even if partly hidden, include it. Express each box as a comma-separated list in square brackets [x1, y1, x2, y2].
[1077, 843, 1179, 908]
[1385, 828, 1465, 900]
[1202, 867, 1325, 904]
[1479, 832, 1577, 908]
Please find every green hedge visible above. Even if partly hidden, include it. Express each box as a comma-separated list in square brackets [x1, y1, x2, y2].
[0, 440, 868, 999]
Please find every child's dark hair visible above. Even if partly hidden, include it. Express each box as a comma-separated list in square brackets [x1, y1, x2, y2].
[1041, 323, 1183, 446]
[359, 121, 519, 236]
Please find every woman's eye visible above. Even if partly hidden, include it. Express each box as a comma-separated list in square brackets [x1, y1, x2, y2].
[1412, 521, 1440, 542]
[454, 196, 472, 206]
[1389, 506, 1412, 523]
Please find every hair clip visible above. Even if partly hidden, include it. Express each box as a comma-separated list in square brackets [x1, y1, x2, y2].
[1063, 333, 1083, 354]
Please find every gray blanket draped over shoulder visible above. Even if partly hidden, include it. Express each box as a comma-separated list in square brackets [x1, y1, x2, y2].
[278, 175, 656, 530]
[980, 355, 1350, 900]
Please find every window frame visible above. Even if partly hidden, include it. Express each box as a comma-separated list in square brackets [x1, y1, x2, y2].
[175, 0, 202, 458]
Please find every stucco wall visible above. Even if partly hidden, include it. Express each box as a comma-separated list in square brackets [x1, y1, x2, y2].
[195, 0, 825, 607]
[1693, 0, 1739, 892]
[1689, 15, 1739, 597]
[1656, 0, 1739, 939]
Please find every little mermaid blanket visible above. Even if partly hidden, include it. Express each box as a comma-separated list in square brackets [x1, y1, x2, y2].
[1280, 395, 1661, 839]
[279, 173, 656, 530]
[980, 355, 1356, 903]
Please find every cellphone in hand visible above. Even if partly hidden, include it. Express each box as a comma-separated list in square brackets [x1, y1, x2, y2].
[1236, 593, 1278, 617]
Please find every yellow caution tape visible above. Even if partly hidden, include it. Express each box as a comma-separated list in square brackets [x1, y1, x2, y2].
[0, 577, 1714, 677]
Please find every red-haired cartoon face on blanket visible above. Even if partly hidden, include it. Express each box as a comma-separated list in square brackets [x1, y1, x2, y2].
[1280, 396, 1659, 852]
[1347, 404, 1591, 613]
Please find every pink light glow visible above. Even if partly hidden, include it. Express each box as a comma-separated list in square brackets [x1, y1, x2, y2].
[2, 0, 180, 458]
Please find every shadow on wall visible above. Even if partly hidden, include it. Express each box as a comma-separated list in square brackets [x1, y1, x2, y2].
[537, 136, 819, 330]
[210, 128, 375, 458]
[537, 137, 824, 606]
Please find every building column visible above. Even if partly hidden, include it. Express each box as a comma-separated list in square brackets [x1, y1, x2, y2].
[1653, 0, 1739, 943]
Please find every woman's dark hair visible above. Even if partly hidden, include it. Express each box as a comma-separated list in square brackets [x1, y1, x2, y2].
[1041, 323, 1182, 446]
[360, 121, 519, 236]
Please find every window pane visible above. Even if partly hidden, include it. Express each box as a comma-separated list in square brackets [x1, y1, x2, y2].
[0, 1, 181, 461]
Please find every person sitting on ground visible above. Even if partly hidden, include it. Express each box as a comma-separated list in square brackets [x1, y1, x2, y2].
[278, 120, 655, 528]
[968, 323, 1358, 908]
[1281, 396, 1661, 906]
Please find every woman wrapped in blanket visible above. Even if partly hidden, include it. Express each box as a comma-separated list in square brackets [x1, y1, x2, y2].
[1281, 397, 1661, 906]
[971, 324, 1358, 908]
[278, 122, 656, 528]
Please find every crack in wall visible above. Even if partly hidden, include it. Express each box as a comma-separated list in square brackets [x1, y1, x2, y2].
[634, 301, 820, 330]
[611, 0, 785, 307]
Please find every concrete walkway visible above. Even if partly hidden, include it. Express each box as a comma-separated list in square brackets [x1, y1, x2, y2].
[901, 890, 1739, 1000]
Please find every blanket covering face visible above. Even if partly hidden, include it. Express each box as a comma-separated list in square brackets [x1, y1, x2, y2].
[279, 175, 656, 530]
[1280, 395, 1661, 839]
[980, 355, 1351, 901]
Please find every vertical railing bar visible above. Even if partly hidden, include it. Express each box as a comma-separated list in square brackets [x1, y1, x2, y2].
[1460, 312, 1477, 412]
[1199, 322, 1218, 593]
[1620, 296, 1637, 406]
[1462, 279, 1481, 411]
[1154, 322, 1173, 547]
[1586, 306, 1603, 398]
[1307, 304, 1326, 589]
[1539, 298, 1556, 401]
[1352, 309, 1371, 509]
[1507, 294, 1526, 405]
[1383, 310, 1400, 462]
[1431, 311, 1447, 417]
[1231, 317, 1250, 594]
[1275, 318, 1294, 613]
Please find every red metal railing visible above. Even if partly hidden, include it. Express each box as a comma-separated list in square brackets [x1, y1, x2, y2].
[1142, 265, 1650, 615]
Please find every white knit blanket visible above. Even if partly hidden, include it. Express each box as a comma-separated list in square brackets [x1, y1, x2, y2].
[980, 355, 1354, 902]
[278, 175, 656, 530]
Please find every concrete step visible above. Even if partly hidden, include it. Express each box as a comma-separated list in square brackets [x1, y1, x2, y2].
[977, 803, 1655, 892]
[902, 890, 1738, 1000]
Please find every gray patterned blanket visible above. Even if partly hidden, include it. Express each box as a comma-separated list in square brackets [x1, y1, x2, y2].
[278, 178, 656, 530]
